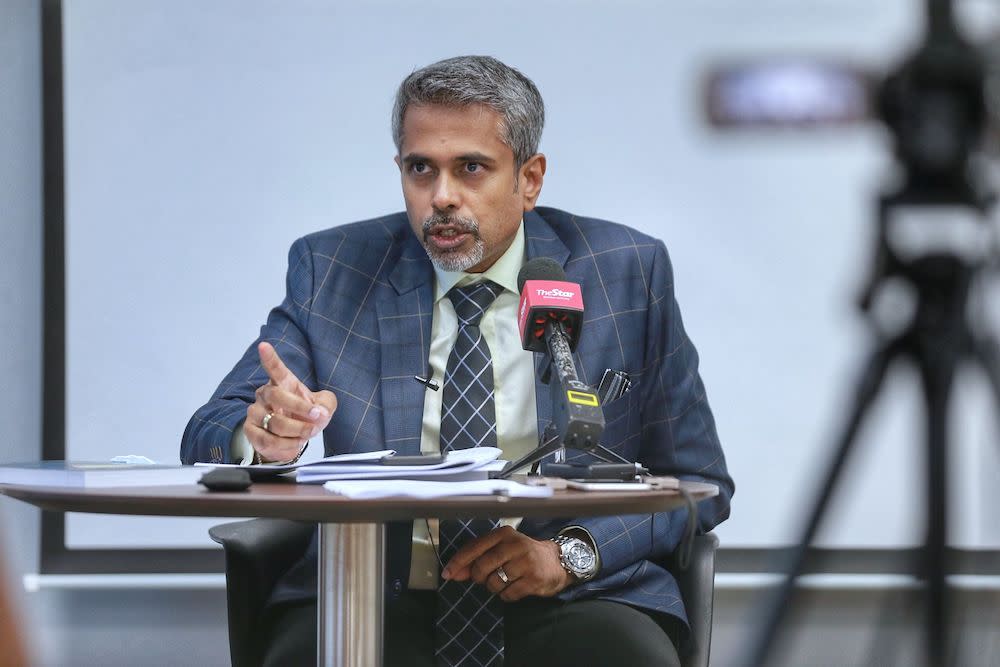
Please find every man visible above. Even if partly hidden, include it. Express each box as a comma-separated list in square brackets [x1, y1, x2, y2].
[182, 55, 733, 666]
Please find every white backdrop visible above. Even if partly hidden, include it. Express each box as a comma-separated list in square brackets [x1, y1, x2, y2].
[62, 0, 1000, 550]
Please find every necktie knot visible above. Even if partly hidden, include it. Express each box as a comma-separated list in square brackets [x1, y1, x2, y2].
[448, 281, 503, 327]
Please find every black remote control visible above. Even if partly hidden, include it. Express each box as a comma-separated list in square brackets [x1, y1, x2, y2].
[199, 468, 252, 492]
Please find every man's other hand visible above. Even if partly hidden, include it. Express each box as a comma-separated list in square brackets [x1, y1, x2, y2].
[245, 342, 337, 463]
[441, 526, 574, 602]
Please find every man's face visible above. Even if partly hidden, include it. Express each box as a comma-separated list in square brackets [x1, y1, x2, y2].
[396, 103, 545, 273]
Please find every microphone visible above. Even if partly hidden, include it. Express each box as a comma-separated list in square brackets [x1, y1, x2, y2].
[516, 258, 584, 353]
[516, 259, 604, 450]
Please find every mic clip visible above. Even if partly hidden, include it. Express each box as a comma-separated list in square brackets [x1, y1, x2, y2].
[413, 374, 439, 391]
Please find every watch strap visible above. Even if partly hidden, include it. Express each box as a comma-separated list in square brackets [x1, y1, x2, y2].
[551, 533, 598, 581]
[557, 526, 600, 574]
[252, 440, 309, 466]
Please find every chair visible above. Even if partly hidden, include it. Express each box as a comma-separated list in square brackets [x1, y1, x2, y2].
[209, 518, 316, 667]
[210, 519, 718, 667]
[671, 532, 720, 667]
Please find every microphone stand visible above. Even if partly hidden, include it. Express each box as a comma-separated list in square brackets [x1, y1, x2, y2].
[494, 320, 632, 479]
[493, 423, 631, 480]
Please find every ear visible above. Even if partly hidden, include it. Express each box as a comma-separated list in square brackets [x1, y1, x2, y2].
[518, 154, 546, 212]
[394, 155, 402, 172]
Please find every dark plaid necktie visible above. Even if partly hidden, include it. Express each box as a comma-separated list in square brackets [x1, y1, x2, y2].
[435, 280, 505, 667]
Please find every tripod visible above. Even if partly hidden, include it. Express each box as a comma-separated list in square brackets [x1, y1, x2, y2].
[749, 189, 1000, 667]
[749, 3, 1000, 665]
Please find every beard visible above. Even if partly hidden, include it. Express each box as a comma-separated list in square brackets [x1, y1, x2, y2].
[420, 212, 485, 272]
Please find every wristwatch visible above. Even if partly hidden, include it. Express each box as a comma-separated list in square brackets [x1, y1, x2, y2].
[252, 440, 309, 466]
[551, 534, 599, 582]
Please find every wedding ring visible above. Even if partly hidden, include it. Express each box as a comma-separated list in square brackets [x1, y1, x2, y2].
[495, 566, 510, 584]
[262, 412, 275, 433]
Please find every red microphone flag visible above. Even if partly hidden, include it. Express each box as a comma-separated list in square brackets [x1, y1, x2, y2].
[517, 279, 585, 353]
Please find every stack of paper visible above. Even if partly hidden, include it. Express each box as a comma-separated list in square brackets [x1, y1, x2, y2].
[195, 449, 395, 480]
[322, 478, 553, 499]
[296, 447, 503, 484]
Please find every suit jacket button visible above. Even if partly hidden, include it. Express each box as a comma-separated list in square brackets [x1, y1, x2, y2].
[391, 579, 403, 597]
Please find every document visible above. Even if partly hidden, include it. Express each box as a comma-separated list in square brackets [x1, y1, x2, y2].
[195, 449, 396, 479]
[194, 447, 503, 483]
[322, 478, 554, 499]
[295, 447, 502, 484]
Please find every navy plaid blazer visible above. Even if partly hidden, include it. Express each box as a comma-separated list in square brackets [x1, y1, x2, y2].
[181, 206, 734, 630]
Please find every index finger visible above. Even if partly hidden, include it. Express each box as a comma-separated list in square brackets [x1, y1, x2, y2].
[258, 342, 302, 391]
[442, 530, 507, 579]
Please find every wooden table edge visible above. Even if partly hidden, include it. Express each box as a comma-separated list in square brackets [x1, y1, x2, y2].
[0, 480, 718, 523]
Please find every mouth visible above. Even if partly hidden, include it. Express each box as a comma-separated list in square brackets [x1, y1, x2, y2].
[426, 225, 472, 250]
[419, 215, 486, 271]
[423, 214, 479, 252]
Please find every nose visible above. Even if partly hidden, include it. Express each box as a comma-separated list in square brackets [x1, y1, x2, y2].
[431, 173, 460, 211]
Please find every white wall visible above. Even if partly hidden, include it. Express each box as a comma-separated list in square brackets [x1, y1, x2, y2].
[58, 0, 1000, 551]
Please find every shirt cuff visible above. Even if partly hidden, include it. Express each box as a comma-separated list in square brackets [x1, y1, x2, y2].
[230, 421, 255, 466]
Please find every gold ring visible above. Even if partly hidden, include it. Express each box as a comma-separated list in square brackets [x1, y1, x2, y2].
[496, 566, 509, 584]
[262, 412, 275, 432]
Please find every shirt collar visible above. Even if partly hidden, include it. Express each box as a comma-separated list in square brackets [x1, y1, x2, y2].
[432, 221, 525, 301]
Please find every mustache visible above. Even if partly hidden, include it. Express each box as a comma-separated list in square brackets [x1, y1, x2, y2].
[422, 213, 480, 236]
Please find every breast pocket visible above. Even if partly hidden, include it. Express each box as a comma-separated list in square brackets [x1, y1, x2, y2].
[596, 391, 640, 461]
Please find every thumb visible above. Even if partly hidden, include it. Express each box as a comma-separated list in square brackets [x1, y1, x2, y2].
[308, 390, 337, 423]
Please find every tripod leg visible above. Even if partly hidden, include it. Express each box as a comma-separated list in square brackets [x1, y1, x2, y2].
[494, 424, 562, 479]
[917, 331, 1000, 667]
[923, 375, 947, 667]
[748, 341, 895, 667]
[920, 351, 959, 667]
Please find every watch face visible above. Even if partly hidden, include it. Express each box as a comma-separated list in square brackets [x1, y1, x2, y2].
[566, 541, 596, 573]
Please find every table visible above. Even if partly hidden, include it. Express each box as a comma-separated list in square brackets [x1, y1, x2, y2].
[0, 479, 718, 666]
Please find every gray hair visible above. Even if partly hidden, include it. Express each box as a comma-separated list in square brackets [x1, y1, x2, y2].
[391, 55, 545, 169]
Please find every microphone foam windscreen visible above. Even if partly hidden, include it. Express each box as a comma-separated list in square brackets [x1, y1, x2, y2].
[517, 257, 566, 293]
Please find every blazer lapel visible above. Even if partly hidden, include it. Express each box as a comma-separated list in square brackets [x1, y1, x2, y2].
[523, 210, 571, 441]
[377, 233, 434, 456]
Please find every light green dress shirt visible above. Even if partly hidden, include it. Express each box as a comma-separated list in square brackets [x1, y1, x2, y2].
[410, 222, 538, 588]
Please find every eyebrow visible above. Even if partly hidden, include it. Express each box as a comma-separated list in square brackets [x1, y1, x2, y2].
[455, 152, 497, 165]
[401, 152, 498, 166]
